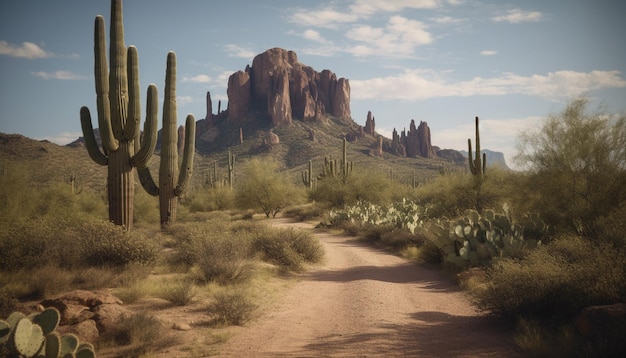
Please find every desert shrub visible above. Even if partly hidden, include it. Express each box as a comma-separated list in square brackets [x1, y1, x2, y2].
[102, 312, 176, 355]
[196, 235, 253, 284]
[475, 235, 626, 322]
[380, 228, 425, 248]
[235, 158, 305, 217]
[414, 173, 477, 218]
[133, 187, 159, 224]
[209, 287, 257, 326]
[75, 220, 157, 267]
[156, 279, 197, 306]
[168, 220, 255, 284]
[514, 97, 626, 235]
[284, 204, 326, 222]
[311, 168, 400, 209]
[253, 227, 324, 272]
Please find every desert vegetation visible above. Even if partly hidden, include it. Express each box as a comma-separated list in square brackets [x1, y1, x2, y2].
[316, 97, 626, 356]
[1, 0, 624, 356]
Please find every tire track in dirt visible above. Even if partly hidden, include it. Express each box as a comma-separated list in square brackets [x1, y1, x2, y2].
[217, 218, 524, 357]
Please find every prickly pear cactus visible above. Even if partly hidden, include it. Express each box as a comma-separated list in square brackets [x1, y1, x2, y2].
[1, 308, 97, 358]
[433, 209, 543, 269]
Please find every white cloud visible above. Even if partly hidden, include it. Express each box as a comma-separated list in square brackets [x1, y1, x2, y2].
[302, 29, 328, 43]
[0, 40, 52, 59]
[182, 74, 211, 83]
[351, 69, 626, 100]
[345, 16, 432, 57]
[492, 9, 543, 23]
[432, 16, 464, 24]
[480, 50, 497, 56]
[224, 44, 256, 59]
[31, 70, 87, 80]
[289, 8, 359, 28]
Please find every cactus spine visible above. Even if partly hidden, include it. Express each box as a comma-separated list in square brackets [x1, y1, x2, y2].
[468, 116, 486, 178]
[138, 52, 196, 227]
[79, 0, 157, 231]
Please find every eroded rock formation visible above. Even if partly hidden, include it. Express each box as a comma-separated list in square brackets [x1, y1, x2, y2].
[227, 48, 351, 126]
[390, 120, 435, 158]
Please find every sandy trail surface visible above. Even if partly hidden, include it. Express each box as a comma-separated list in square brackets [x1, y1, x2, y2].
[216, 219, 524, 357]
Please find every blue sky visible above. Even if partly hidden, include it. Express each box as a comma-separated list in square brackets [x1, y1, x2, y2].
[1, 0, 625, 166]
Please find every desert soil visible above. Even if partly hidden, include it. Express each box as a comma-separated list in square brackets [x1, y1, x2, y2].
[212, 218, 524, 357]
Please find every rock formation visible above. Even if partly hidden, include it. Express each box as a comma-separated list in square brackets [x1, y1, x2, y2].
[227, 48, 351, 126]
[227, 70, 251, 124]
[364, 111, 376, 136]
[390, 120, 435, 158]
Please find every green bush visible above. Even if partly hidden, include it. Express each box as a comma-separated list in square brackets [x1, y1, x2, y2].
[75, 220, 157, 267]
[253, 227, 324, 272]
[167, 220, 255, 284]
[514, 97, 626, 235]
[235, 158, 304, 217]
[209, 287, 258, 326]
[311, 168, 402, 209]
[475, 235, 626, 322]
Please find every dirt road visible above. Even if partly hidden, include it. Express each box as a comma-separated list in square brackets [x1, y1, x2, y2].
[217, 219, 524, 357]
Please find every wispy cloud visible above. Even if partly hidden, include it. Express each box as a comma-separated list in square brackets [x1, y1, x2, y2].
[182, 74, 211, 83]
[0, 40, 52, 59]
[345, 16, 432, 57]
[31, 70, 87, 80]
[289, 0, 439, 29]
[289, 8, 359, 28]
[351, 69, 626, 100]
[492, 9, 543, 23]
[431, 16, 464, 24]
[224, 44, 256, 59]
[480, 50, 497, 56]
[349, 0, 438, 16]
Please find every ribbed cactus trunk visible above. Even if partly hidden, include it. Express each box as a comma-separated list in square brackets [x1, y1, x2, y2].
[157, 52, 196, 227]
[160, 52, 179, 226]
[80, 0, 158, 231]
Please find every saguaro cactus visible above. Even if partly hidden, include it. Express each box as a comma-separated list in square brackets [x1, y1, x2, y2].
[228, 150, 236, 190]
[468, 116, 486, 178]
[79, 0, 157, 231]
[301, 160, 314, 189]
[138, 52, 196, 227]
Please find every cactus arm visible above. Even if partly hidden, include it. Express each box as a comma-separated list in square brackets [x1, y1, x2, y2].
[468, 138, 476, 175]
[108, 0, 127, 140]
[94, 15, 118, 153]
[130, 84, 158, 168]
[138, 167, 159, 196]
[175, 114, 196, 196]
[124, 45, 140, 140]
[80, 106, 108, 166]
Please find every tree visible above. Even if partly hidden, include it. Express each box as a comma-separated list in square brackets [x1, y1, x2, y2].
[514, 96, 626, 236]
[235, 158, 303, 217]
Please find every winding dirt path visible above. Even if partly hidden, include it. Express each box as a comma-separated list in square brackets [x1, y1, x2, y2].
[217, 219, 524, 357]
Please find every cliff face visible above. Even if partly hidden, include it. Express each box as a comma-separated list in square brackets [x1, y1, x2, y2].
[227, 48, 351, 126]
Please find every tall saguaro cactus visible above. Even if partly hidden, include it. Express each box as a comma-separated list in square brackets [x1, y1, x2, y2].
[468, 116, 486, 178]
[138, 52, 196, 227]
[79, 0, 157, 231]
